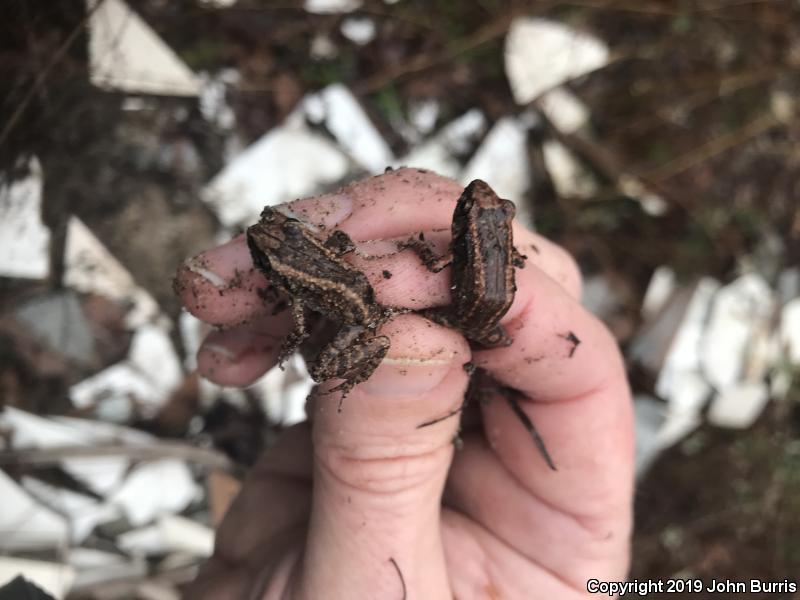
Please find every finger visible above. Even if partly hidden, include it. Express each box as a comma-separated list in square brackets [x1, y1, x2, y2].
[297, 313, 470, 600]
[174, 169, 580, 325]
[472, 259, 634, 526]
[196, 314, 290, 386]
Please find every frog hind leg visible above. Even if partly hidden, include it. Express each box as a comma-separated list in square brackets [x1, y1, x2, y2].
[278, 299, 309, 367]
[309, 327, 391, 411]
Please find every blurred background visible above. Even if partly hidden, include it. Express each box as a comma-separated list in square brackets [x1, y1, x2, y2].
[0, 0, 798, 598]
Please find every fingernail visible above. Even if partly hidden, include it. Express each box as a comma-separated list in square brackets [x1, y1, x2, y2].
[184, 256, 227, 288]
[358, 358, 452, 396]
[283, 193, 353, 230]
[203, 342, 238, 361]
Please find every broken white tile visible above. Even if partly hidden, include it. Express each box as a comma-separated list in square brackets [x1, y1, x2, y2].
[542, 140, 597, 199]
[409, 99, 440, 135]
[0, 470, 69, 551]
[461, 115, 534, 225]
[204, 111, 349, 227]
[0, 157, 50, 279]
[341, 17, 376, 45]
[0, 557, 75, 600]
[699, 273, 774, 390]
[618, 174, 669, 216]
[22, 477, 120, 544]
[109, 460, 200, 526]
[397, 109, 486, 178]
[69, 363, 153, 421]
[69, 548, 147, 589]
[16, 292, 97, 367]
[88, 0, 201, 95]
[116, 524, 167, 556]
[653, 278, 720, 398]
[708, 382, 770, 429]
[641, 266, 676, 320]
[252, 354, 311, 426]
[0, 408, 152, 496]
[129, 324, 183, 407]
[199, 69, 238, 130]
[310, 33, 339, 60]
[64, 216, 161, 328]
[504, 17, 609, 104]
[307, 84, 394, 174]
[538, 87, 589, 134]
[158, 515, 214, 557]
[304, 0, 362, 13]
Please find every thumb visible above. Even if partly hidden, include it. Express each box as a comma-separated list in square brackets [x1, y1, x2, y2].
[296, 313, 469, 600]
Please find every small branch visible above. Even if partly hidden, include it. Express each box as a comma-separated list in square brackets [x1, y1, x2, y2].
[0, 442, 236, 472]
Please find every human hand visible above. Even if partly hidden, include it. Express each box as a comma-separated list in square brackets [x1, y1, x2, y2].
[176, 168, 634, 599]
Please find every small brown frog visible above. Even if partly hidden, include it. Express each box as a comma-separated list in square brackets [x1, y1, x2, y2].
[404, 179, 526, 348]
[247, 207, 393, 406]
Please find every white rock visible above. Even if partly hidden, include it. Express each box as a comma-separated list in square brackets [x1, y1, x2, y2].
[699, 273, 774, 390]
[304, 0, 362, 13]
[397, 109, 486, 178]
[109, 460, 200, 526]
[129, 324, 183, 407]
[69, 548, 147, 589]
[88, 0, 201, 96]
[409, 99, 440, 135]
[158, 514, 214, 557]
[504, 17, 609, 105]
[461, 115, 534, 225]
[252, 354, 312, 426]
[69, 363, 155, 421]
[22, 477, 120, 544]
[64, 216, 161, 328]
[542, 140, 597, 198]
[0, 557, 75, 600]
[0, 470, 69, 550]
[307, 84, 394, 174]
[204, 111, 349, 227]
[708, 381, 770, 429]
[641, 266, 676, 320]
[0, 157, 50, 279]
[538, 87, 589, 134]
[341, 17, 376, 45]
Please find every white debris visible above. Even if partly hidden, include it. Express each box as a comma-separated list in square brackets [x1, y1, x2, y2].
[654, 278, 720, 400]
[204, 111, 349, 227]
[16, 292, 97, 367]
[179, 311, 207, 371]
[128, 324, 183, 409]
[777, 267, 800, 304]
[0, 557, 75, 600]
[780, 297, 800, 363]
[69, 363, 155, 422]
[310, 33, 339, 60]
[538, 87, 589, 134]
[658, 370, 709, 446]
[641, 266, 676, 320]
[64, 216, 161, 328]
[304, 0, 362, 13]
[618, 174, 669, 216]
[542, 139, 597, 198]
[158, 514, 214, 557]
[633, 395, 666, 475]
[461, 115, 534, 224]
[708, 381, 770, 429]
[88, 0, 201, 96]
[109, 460, 200, 526]
[0, 157, 50, 279]
[408, 99, 440, 135]
[199, 69, 238, 130]
[69, 548, 147, 589]
[252, 354, 312, 426]
[0, 470, 69, 551]
[116, 524, 167, 556]
[341, 17, 376, 45]
[504, 17, 609, 105]
[0, 408, 152, 496]
[305, 84, 394, 174]
[397, 109, 486, 178]
[699, 273, 774, 390]
[22, 477, 120, 544]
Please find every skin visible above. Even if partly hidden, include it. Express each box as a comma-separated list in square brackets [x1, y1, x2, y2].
[175, 168, 634, 600]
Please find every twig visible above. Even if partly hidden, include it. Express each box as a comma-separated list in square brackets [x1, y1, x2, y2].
[0, 442, 235, 472]
[0, 0, 109, 150]
[642, 112, 780, 183]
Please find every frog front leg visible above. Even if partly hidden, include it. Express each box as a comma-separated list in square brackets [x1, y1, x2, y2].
[308, 325, 391, 411]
